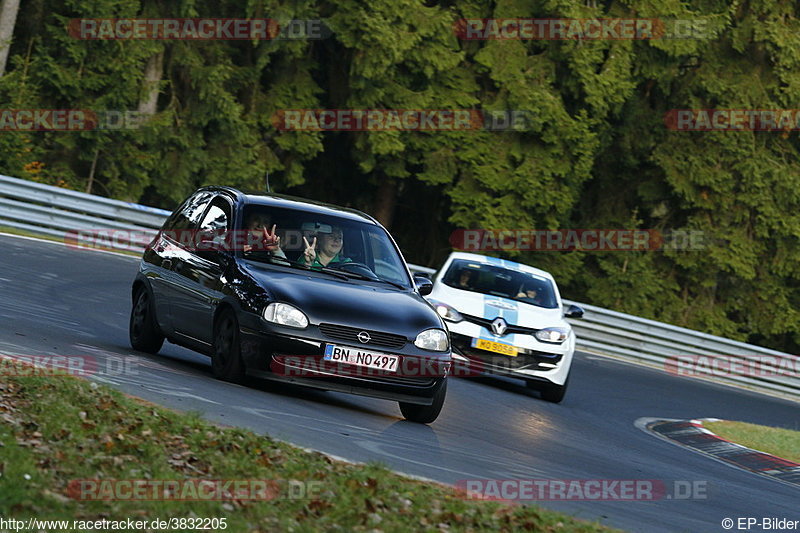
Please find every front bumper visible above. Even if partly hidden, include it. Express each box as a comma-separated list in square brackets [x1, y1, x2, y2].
[238, 316, 450, 406]
[450, 332, 568, 385]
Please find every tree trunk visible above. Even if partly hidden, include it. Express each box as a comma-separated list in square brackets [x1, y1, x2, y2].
[137, 50, 163, 115]
[373, 176, 398, 229]
[0, 0, 21, 76]
[86, 147, 99, 194]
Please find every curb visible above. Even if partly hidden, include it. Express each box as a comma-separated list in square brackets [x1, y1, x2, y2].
[637, 417, 800, 489]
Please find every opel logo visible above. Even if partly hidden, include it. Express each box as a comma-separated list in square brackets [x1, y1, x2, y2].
[357, 331, 371, 344]
[491, 317, 508, 336]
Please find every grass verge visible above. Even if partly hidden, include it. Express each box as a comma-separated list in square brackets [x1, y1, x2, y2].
[0, 374, 616, 532]
[703, 420, 800, 463]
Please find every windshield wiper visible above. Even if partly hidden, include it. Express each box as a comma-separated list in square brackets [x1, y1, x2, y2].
[308, 265, 353, 281]
[322, 267, 408, 289]
[374, 278, 408, 290]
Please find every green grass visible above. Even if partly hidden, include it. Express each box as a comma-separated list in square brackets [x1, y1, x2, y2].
[703, 420, 800, 463]
[0, 375, 617, 532]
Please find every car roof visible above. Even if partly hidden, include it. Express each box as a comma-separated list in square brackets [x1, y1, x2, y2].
[201, 186, 379, 225]
[445, 251, 556, 282]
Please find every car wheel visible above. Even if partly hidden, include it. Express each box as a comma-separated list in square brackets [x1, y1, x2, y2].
[536, 375, 569, 403]
[212, 309, 246, 383]
[398, 378, 447, 424]
[129, 286, 165, 354]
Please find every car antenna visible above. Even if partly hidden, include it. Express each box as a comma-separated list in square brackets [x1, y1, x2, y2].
[265, 171, 271, 193]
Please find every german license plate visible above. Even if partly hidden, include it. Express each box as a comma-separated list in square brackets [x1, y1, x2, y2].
[323, 344, 399, 372]
[472, 338, 518, 357]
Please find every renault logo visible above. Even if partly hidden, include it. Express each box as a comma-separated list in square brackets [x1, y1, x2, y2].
[491, 317, 508, 336]
[357, 331, 371, 344]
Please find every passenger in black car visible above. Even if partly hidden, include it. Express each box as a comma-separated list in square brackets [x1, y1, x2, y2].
[299, 225, 351, 267]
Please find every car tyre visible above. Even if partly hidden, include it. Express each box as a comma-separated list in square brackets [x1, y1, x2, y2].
[212, 309, 246, 383]
[536, 375, 569, 403]
[399, 378, 446, 424]
[129, 286, 165, 354]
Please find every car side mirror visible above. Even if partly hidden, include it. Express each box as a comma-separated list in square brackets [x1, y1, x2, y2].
[413, 273, 433, 296]
[563, 304, 584, 319]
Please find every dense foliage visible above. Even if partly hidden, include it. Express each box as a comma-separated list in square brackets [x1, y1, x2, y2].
[2, 0, 799, 351]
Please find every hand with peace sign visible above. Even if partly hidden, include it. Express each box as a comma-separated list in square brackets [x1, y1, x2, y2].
[302, 235, 317, 264]
[260, 224, 281, 251]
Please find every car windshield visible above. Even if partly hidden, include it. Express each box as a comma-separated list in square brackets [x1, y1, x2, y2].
[239, 204, 411, 288]
[441, 259, 559, 309]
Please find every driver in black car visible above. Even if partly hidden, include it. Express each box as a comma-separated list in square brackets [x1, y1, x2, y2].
[299, 225, 352, 268]
[242, 212, 286, 258]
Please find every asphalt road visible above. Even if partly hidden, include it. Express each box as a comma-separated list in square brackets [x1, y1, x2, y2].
[1, 233, 798, 532]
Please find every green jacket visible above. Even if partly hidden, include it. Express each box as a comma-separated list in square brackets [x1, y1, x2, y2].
[299, 253, 352, 268]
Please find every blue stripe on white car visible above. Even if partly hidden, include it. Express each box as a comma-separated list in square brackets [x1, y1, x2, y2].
[480, 294, 518, 346]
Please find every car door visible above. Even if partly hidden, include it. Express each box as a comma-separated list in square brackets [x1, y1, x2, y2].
[170, 195, 232, 344]
[149, 190, 214, 335]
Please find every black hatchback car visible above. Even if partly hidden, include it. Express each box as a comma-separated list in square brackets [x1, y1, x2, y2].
[129, 187, 450, 423]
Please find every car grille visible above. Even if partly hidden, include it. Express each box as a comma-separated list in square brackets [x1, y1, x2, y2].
[460, 313, 537, 335]
[318, 323, 407, 349]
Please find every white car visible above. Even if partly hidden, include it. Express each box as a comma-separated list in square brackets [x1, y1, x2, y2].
[425, 252, 583, 402]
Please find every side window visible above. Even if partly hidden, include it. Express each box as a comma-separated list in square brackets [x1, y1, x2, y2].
[196, 196, 232, 255]
[199, 201, 230, 232]
[163, 191, 214, 232]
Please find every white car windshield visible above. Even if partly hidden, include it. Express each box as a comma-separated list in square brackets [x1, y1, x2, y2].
[442, 259, 558, 309]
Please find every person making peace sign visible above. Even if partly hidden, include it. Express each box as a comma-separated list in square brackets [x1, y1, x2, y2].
[299, 226, 352, 268]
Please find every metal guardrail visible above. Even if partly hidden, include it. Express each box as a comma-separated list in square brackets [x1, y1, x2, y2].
[0, 174, 170, 247]
[1, 175, 797, 401]
[0, 175, 170, 249]
[560, 300, 799, 400]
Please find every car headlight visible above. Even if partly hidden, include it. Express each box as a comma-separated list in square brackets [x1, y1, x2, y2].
[414, 328, 449, 352]
[263, 303, 309, 329]
[534, 327, 569, 344]
[428, 299, 463, 322]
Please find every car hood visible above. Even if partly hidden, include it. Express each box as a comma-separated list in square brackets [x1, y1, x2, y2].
[428, 283, 568, 330]
[244, 262, 443, 334]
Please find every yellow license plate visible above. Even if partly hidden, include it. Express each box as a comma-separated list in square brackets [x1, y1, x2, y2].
[473, 338, 518, 357]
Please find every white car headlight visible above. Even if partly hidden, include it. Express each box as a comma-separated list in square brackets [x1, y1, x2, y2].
[414, 328, 449, 352]
[534, 327, 569, 344]
[263, 303, 309, 329]
[427, 299, 463, 322]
